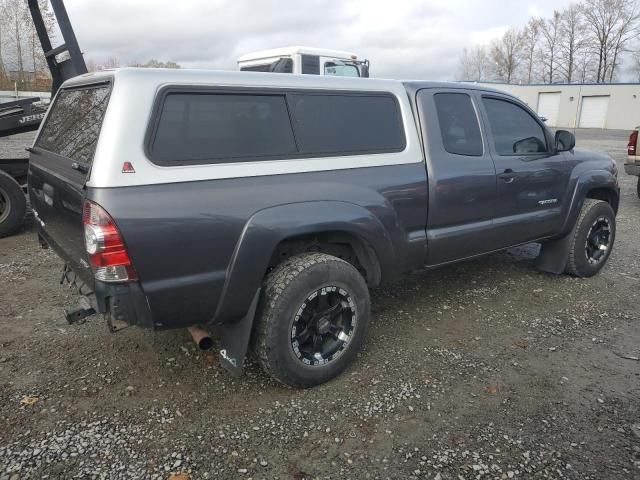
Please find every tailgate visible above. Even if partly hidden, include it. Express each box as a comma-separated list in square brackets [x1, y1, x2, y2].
[28, 83, 111, 288]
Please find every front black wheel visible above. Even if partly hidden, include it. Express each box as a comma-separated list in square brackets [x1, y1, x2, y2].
[565, 199, 616, 277]
[254, 253, 370, 388]
[0, 170, 27, 238]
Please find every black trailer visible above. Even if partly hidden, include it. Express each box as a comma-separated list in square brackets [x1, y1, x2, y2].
[0, 0, 86, 237]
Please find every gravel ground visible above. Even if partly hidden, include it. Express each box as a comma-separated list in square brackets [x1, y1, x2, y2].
[0, 132, 32, 160]
[1, 129, 639, 479]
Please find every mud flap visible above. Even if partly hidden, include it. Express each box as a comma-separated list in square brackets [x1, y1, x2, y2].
[536, 233, 573, 274]
[218, 288, 261, 377]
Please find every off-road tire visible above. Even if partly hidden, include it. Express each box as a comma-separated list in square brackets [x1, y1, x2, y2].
[636, 176, 640, 198]
[565, 199, 616, 278]
[0, 170, 26, 238]
[254, 252, 370, 388]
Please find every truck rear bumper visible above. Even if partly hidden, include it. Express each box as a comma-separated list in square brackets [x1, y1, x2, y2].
[60, 261, 154, 329]
[36, 221, 154, 329]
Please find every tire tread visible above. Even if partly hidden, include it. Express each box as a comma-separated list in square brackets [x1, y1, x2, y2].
[254, 252, 361, 387]
[565, 198, 610, 277]
[0, 170, 27, 238]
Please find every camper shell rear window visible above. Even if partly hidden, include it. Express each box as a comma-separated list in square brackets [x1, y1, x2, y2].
[35, 83, 111, 165]
[146, 86, 406, 166]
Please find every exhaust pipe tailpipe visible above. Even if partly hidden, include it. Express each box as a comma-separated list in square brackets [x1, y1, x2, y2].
[188, 325, 213, 350]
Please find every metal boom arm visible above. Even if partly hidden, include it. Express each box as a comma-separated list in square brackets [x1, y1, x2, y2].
[28, 0, 88, 97]
[0, 0, 87, 137]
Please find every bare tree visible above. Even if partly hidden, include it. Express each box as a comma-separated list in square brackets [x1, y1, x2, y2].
[471, 46, 489, 81]
[86, 56, 121, 71]
[458, 47, 474, 80]
[0, 0, 55, 91]
[521, 17, 543, 83]
[627, 49, 640, 80]
[540, 10, 562, 83]
[129, 59, 181, 69]
[104, 57, 120, 69]
[457, 0, 640, 85]
[584, 0, 640, 82]
[490, 28, 523, 83]
[85, 59, 98, 72]
[458, 45, 489, 81]
[607, 1, 640, 81]
[3, 0, 27, 85]
[557, 4, 588, 82]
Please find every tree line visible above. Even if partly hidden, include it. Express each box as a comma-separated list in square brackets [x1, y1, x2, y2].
[0, 0, 55, 91]
[458, 0, 640, 84]
[85, 57, 181, 72]
[0, 0, 180, 93]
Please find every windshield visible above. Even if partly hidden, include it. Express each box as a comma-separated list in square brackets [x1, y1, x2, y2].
[324, 62, 360, 77]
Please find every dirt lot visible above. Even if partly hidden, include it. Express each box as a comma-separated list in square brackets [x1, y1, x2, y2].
[1, 130, 639, 479]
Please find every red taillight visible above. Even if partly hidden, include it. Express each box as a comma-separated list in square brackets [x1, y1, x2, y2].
[82, 200, 137, 282]
[628, 130, 638, 156]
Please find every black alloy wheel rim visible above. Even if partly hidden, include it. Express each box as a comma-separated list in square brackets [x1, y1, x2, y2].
[290, 286, 357, 366]
[0, 187, 10, 224]
[585, 216, 611, 265]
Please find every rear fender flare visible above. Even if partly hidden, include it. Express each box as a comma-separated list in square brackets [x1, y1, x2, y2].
[213, 201, 394, 324]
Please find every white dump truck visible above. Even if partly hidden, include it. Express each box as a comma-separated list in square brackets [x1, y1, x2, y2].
[237, 46, 370, 77]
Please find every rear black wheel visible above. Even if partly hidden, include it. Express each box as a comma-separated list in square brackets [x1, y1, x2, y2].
[254, 253, 370, 388]
[290, 285, 357, 367]
[0, 170, 26, 238]
[565, 199, 616, 277]
[637, 176, 640, 198]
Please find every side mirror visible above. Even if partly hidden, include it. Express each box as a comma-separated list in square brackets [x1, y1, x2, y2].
[555, 130, 575, 152]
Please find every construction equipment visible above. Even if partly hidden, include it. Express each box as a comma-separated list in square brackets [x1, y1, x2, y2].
[0, 0, 87, 237]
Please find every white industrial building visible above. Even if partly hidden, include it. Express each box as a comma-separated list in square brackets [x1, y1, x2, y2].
[477, 82, 640, 130]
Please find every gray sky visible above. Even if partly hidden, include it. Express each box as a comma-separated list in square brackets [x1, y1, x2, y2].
[66, 0, 575, 80]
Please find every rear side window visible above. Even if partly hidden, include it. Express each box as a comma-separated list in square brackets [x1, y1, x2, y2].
[35, 85, 110, 165]
[289, 94, 404, 155]
[482, 97, 547, 155]
[151, 93, 297, 163]
[434, 93, 483, 156]
[148, 90, 405, 165]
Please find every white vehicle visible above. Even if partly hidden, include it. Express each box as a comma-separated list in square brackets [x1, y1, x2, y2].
[237, 46, 370, 77]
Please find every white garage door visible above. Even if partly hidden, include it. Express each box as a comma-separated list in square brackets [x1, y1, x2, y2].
[537, 92, 561, 126]
[579, 96, 610, 128]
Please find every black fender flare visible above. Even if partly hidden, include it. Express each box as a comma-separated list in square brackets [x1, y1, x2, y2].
[211, 201, 395, 375]
[213, 200, 394, 324]
[560, 169, 619, 237]
[537, 169, 619, 274]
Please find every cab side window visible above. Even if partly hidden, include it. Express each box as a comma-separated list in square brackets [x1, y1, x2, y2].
[482, 97, 547, 155]
[434, 93, 483, 156]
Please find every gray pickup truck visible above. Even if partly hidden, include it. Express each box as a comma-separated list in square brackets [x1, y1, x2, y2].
[27, 69, 619, 387]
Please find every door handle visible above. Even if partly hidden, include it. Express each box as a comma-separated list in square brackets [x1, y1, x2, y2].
[498, 169, 516, 183]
